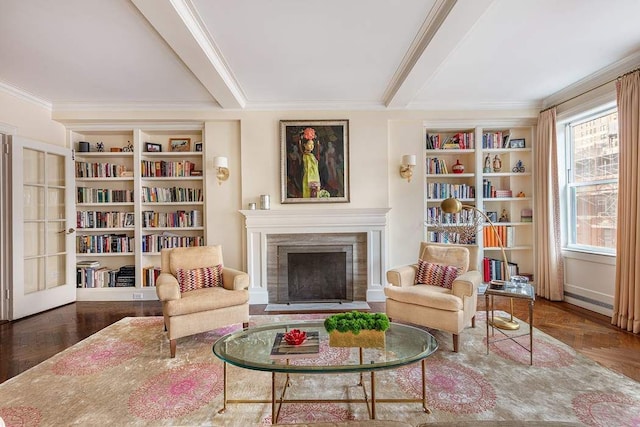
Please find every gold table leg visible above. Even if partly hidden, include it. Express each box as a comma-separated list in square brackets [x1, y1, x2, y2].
[218, 362, 227, 414]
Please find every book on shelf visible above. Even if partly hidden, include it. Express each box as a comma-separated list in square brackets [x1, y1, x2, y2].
[270, 331, 320, 360]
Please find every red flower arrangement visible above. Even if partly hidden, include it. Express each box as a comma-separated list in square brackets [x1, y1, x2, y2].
[283, 329, 307, 345]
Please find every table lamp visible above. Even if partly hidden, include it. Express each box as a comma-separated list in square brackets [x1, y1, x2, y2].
[440, 197, 519, 330]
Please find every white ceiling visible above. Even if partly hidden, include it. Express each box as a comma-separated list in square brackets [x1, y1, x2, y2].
[1, 0, 640, 112]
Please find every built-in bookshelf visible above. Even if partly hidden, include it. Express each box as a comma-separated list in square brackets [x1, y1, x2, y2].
[423, 125, 535, 282]
[70, 126, 206, 301]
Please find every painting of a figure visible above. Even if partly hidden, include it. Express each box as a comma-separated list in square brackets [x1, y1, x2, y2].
[280, 120, 349, 203]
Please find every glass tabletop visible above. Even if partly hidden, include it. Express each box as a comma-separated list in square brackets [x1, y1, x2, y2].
[212, 321, 438, 374]
[485, 282, 535, 300]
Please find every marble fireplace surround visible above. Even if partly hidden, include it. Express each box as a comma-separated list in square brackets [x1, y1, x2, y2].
[240, 208, 390, 304]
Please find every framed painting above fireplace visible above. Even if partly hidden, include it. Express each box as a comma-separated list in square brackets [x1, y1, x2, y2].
[280, 120, 349, 204]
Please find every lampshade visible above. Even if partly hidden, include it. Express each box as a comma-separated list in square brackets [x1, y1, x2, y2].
[402, 154, 417, 166]
[213, 156, 228, 168]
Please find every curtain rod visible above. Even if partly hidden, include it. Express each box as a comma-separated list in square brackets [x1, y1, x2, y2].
[540, 67, 640, 114]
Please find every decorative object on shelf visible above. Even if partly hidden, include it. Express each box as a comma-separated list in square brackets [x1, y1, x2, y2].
[499, 209, 510, 222]
[324, 311, 390, 348]
[248, 203, 256, 210]
[123, 141, 133, 152]
[194, 142, 203, 152]
[521, 208, 533, 222]
[212, 156, 229, 184]
[78, 141, 90, 152]
[440, 197, 519, 330]
[399, 154, 417, 182]
[483, 153, 491, 173]
[517, 191, 526, 197]
[260, 194, 270, 210]
[512, 160, 525, 172]
[169, 138, 191, 152]
[487, 211, 498, 222]
[283, 329, 307, 345]
[509, 138, 526, 148]
[280, 120, 349, 204]
[96, 142, 104, 152]
[492, 155, 502, 172]
[451, 159, 465, 174]
[145, 142, 161, 152]
[110, 147, 122, 152]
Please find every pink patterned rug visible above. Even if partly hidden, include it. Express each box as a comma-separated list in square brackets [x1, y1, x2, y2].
[0, 312, 639, 426]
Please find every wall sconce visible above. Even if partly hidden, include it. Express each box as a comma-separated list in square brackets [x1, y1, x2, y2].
[213, 156, 229, 185]
[399, 154, 417, 182]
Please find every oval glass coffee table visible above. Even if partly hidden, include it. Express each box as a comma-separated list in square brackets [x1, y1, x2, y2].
[212, 320, 438, 424]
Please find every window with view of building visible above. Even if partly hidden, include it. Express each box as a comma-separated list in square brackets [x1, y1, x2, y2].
[566, 108, 618, 253]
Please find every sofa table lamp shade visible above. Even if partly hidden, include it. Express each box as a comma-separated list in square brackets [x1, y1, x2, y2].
[213, 156, 229, 184]
[440, 197, 519, 330]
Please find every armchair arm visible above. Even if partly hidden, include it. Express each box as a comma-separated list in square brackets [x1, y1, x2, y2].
[386, 264, 418, 287]
[451, 270, 482, 299]
[221, 267, 250, 291]
[156, 273, 180, 301]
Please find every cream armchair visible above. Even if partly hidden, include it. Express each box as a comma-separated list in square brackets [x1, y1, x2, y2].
[384, 242, 482, 352]
[156, 245, 250, 357]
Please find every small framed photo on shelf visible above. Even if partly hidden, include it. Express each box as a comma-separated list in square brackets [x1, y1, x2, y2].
[486, 211, 498, 223]
[124, 212, 135, 228]
[145, 142, 162, 152]
[170, 138, 191, 152]
[509, 138, 525, 148]
[194, 142, 203, 152]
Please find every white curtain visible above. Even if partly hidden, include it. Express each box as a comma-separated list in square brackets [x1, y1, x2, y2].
[534, 107, 564, 300]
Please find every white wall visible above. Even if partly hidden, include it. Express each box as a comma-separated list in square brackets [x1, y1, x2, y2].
[0, 90, 65, 144]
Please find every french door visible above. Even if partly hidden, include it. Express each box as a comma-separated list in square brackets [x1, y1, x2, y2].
[6, 136, 76, 319]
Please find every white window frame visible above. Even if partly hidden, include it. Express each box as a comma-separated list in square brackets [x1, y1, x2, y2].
[562, 104, 618, 256]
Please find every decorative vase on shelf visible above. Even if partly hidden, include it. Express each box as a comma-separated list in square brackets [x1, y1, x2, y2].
[452, 159, 465, 174]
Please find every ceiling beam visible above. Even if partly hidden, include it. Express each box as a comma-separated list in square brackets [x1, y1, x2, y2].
[131, 0, 246, 109]
[384, 0, 495, 108]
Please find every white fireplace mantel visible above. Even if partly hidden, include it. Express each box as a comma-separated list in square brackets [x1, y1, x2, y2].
[240, 208, 391, 304]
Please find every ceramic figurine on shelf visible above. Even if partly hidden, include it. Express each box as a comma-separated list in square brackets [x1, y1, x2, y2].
[492, 155, 502, 172]
[96, 142, 104, 152]
[483, 154, 491, 173]
[123, 141, 133, 152]
[499, 209, 509, 222]
[512, 160, 525, 172]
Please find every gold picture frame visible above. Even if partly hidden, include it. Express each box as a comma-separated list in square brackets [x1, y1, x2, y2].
[169, 138, 191, 152]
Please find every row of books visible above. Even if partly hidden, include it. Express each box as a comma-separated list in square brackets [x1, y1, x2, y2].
[426, 183, 475, 200]
[76, 234, 134, 254]
[426, 207, 478, 224]
[141, 186, 203, 203]
[75, 161, 129, 178]
[426, 132, 475, 150]
[141, 210, 202, 228]
[482, 132, 510, 149]
[426, 157, 450, 174]
[482, 257, 518, 282]
[76, 261, 135, 288]
[482, 179, 512, 198]
[77, 211, 134, 229]
[426, 231, 474, 244]
[141, 234, 205, 253]
[483, 225, 515, 248]
[77, 187, 134, 203]
[142, 266, 162, 287]
[140, 160, 198, 177]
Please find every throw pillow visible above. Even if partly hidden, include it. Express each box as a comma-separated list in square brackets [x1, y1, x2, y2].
[416, 260, 460, 289]
[176, 265, 223, 293]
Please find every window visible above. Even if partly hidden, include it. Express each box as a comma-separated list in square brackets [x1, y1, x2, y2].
[565, 108, 618, 253]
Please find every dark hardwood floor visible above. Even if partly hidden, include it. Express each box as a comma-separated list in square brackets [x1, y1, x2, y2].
[1, 298, 638, 384]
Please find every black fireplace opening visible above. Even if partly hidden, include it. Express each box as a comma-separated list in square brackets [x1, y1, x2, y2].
[286, 251, 347, 302]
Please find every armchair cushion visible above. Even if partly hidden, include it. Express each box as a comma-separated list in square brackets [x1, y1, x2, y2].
[384, 284, 463, 311]
[416, 260, 460, 289]
[164, 286, 249, 317]
[176, 265, 222, 293]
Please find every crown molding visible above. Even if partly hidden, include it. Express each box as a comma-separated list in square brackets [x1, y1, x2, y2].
[62, 121, 204, 131]
[407, 99, 540, 113]
[0, 81, 52, 111]
[422, 117, 537, 128]
[542, 50, 640, 109]
[242, 100, 389, 112]
[53, 101, 219, 112]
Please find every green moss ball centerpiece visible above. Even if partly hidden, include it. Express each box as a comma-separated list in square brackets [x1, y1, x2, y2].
[324, 311, 390, 348]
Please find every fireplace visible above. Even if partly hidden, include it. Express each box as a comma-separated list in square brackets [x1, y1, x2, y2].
[240, 208, 390, 304]
[267, 233, 365, 304]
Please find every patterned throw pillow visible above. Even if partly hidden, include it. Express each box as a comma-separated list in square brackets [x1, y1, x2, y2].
[176, 265, 223, 293]
[416, 260, 460, 289]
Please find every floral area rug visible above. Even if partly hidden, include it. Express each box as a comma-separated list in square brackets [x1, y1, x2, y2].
[0, 312, 639, 426]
